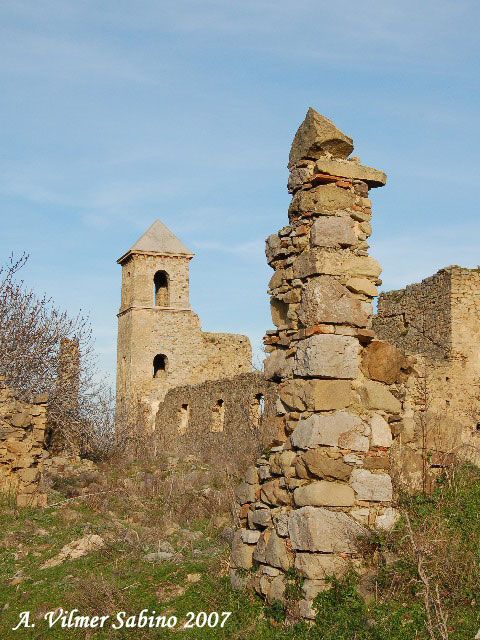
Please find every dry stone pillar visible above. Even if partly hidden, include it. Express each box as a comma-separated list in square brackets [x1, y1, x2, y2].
[231, 108, 400, 617]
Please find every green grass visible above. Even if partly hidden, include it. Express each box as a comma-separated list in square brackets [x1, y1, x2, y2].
[1, 463, 479, 639]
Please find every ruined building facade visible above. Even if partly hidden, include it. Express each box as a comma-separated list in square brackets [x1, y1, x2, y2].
[116, 220, 253, 426]
[374, 265, 480, 475]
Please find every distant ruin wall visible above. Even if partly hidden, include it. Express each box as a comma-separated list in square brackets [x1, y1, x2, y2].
[0, 384, 47, 507]
[202, 332, 252, 380]
[374, 268, 452, 360]
[374, 266, 480, 474]
[449, 267, 480, 362]
[154, 372, 277, 473]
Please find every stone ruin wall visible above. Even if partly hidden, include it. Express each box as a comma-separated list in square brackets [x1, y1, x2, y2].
[0, 384, 47, 507]
[374, 268, 452, 360]
[201, 332, 253, 381]
[154, 372, 277, 474]
[375, 266, 480, 478]
[230, 109, 413, 617]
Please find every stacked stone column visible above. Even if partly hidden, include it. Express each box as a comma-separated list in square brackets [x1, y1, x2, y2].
[231, 109, 402, 617]
[0, 383, 48, 507]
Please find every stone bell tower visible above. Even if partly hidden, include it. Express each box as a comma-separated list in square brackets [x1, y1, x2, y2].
[116, 219, 198, 421]
[116, 219, 252, 427]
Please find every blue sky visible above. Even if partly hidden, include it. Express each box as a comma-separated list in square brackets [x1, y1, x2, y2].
[1, 1, 479, 382]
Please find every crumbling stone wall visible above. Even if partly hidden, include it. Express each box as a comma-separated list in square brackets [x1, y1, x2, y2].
[230, 109, 407, 617]
[154, 372, 277, 474]
[0, 384, 47, 507]
[375, 266, 480, 476]
[374, 269, 452, 360]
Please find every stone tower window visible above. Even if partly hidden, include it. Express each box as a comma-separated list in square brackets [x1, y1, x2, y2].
[153, 354, 168, 379]
[153, 270, 169, 306]
[211, 399, 225, 432]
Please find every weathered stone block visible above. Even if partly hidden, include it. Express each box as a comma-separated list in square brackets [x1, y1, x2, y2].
[313, 157, 386, 187]
[295, 552, 349, 580]
[252, 509, 272, 528]
[374, 507, 399, 531]
[350, 469, 393, 501]
[266, 575, 286, 604]
[10, 412, 31, 428]
[288, 506, 368, 552]
[270, 297, 289, 328]
[298, 599, 316, 619]
[291, 411, 364, 449]
[294, 481, 355, 507]
[370, 413, 392, 448]
[343, 256, 382, 279]
[268, 269, 285, 290]
[288, 165, 315, 192]
[292, 250, 344, 279]
[289, 108, 354, 168]
[231, 531, 255, 569]
[240, 529, 261, 544]
[289, 184, 356, 215]
[275, 512, 289, 537]
[261, 479, 291, 506]
[350, 507, 370, 525]
[5, 440, 29, 455]
[358, 381, 401, 413]
[279, 379, 351, 412]
[362, 454, 389, 470]
[346, 277, 378, 297]
[12, 456, 34, 469]
[235, 482, 257, 504]
[265, 531, 294, 570]
[310, 216, 357, 248]
[266, 234, 285, 265]
[33, 393, 48, 404]
[302, 579, 329, 600]
[298, 277, 370, 328]
[278, 450, 296, 473]
[337, 429, 369, 452]
[294, 334, 359, 379]
[253, 530, 269, 563]
[302, 450, 352, 480]
[244, 466, 259, 485]
[16, 467, 40, 483]
[361, 341, 406, 384]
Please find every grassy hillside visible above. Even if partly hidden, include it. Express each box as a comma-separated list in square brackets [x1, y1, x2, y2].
[1, 459, 479, 639]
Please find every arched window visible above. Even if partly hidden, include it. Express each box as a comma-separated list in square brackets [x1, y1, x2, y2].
[153, 354, 168, 379]
[153, 271, 169, 306]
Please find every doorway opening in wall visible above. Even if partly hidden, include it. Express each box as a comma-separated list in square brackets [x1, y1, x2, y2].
[257, 393, 265, 416]
[153, 354, 168, 379]
[178, 403, 190, 434]
[153, 270, 169, 306]
[211, 399, 225, 432]
[249, 393, 264, 429]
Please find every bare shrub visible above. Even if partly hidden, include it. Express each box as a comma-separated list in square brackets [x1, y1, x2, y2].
[0, 254, 115, 458]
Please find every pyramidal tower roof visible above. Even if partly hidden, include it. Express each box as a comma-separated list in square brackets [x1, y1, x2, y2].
[118, 219, 194, 263]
